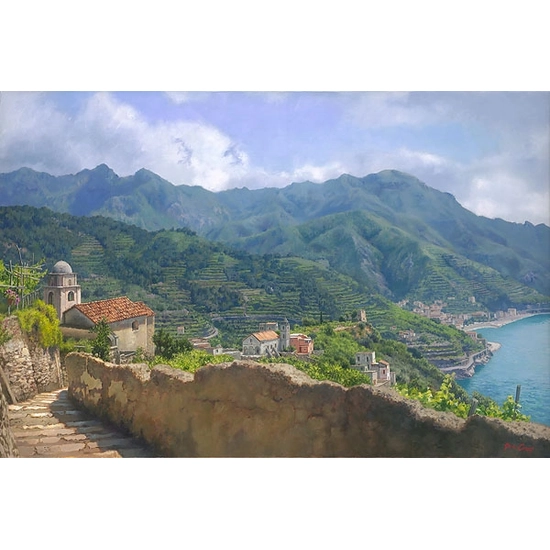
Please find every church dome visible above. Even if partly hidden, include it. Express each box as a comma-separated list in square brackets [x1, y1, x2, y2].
[51, 260, 73, 274]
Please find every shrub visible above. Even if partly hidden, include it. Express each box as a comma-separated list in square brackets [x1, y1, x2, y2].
[396, 374, 530, 422]
[150, 349, 233, 372]
[153, 329, 193, 359]
[16, 300, 62, 348]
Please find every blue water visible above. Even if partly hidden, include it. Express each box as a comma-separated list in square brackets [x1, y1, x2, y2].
[458, 314, 550, 426]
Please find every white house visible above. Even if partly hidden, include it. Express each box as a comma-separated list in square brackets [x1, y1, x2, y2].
[242, 330, 281, 357]
[353, 351, 395, 385]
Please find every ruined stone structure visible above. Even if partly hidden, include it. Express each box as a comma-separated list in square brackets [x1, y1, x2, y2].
[65, 353, 550, 458]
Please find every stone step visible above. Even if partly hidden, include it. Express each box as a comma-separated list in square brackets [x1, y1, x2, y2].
[8, 388, 156, 458]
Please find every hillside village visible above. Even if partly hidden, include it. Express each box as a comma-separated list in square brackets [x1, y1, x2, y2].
[23, 259, 397, 387]
[3, 247, 545, 388]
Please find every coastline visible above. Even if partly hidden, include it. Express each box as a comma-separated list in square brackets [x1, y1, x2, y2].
[443, 313, 547, 379]
[487, 341, 501, 352]
[440, 340, 501, 379]
[465, 312, 547, 331]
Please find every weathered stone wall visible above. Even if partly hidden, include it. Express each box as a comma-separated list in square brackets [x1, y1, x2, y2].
[0, 387, 19, 457]
[0, 316, 64, 403]
[66, 353, 550, 458]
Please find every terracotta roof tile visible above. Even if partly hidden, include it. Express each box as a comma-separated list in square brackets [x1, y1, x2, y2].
[251, 330, 280, 342]
[71, 296, 155, 324]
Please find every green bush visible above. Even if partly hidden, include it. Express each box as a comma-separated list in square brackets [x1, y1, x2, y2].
[150, 349, 234, 372]
[59, 337, 92, 355]
[395, 374, 530, 422]
[261, 355, 372, 388]
[153, 329, 193, 359]
[16, 300, 62, 348]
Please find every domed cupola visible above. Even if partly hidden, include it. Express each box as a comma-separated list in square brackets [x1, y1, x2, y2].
[51, 260, 74, 274]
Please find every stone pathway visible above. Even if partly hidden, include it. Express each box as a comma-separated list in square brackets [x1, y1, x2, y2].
[8, 389, 157, 458]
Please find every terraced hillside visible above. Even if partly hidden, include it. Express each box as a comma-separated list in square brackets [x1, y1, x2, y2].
[0, 206, 487, 362]
[406, 245, 545, 310]
[0, 207, 372, 337]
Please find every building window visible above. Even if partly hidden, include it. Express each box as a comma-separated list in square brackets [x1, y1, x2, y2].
[68, 291, 75, 302]
[132, 320, 139, 331]
[48, 292, 54, 305]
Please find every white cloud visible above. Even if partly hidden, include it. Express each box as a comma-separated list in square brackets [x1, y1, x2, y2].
[461, 172, 550, 225]
[0, 92, 252, 191]
[164, 92, 210, 105]
[0, 91, 548, 225]
[165, 92, 192, 104]
[344, 92, 449, 128]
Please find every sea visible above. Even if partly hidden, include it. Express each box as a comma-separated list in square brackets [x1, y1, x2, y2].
[458, 314, 550, 426]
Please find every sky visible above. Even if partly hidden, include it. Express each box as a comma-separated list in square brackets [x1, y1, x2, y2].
[1, 90, 548, 225]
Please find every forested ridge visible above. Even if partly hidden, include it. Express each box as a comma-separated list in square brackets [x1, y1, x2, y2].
[0, 205, 481, 362]
[2, 165, 548, 308]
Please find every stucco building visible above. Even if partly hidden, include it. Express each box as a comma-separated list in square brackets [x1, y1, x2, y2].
[290, 333, 314, 355]
[353, 351, 395, 385]
[242, 330, 281, 357]
[44, 260, 155, 356]
[64, 297, 155, 355]
[242, 319, 292, 357]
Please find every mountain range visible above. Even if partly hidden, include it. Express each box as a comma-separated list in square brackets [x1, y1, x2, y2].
[1, 164, 548, 310]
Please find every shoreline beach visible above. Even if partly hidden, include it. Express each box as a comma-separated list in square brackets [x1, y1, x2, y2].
[465, 312, 548, 331]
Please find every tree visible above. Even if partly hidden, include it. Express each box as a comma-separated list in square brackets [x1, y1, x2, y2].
[91, 317, 111, 361]
[153, 329, 192, 359]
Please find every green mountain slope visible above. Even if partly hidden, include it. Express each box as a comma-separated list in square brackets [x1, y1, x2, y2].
[0, 205, 483, 362]
[1, 166, 548, 306]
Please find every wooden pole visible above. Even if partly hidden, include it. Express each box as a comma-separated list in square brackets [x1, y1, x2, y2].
[514, 384, 521, 418]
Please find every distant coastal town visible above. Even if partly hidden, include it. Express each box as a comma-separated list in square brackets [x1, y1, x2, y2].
[396, 298, 549, 379]
[397, 297, 548, 331]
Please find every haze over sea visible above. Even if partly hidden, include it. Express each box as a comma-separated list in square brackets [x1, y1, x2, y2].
[458, 314, 550, 426]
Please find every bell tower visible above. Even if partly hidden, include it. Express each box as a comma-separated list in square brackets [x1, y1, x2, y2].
[279, 318, 291, 351]
[43, 260, 81, 322]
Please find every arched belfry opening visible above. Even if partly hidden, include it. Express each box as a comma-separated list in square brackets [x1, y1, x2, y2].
[42, 260, 82, 322]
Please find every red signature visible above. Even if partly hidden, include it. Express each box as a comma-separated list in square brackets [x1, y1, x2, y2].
[504, 442, 534, 453]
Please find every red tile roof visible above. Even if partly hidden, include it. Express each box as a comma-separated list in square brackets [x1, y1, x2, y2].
[71, 296, 155, 324]
[251, 330, 280, 342]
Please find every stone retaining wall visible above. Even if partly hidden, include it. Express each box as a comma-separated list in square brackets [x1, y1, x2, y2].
[0, 388, 18, 457]
[66, 353, 550, 458]
[0, 316, 64, 403]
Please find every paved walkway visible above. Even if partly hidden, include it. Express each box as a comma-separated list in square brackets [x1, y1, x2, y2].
[8, 389, 157, 458]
